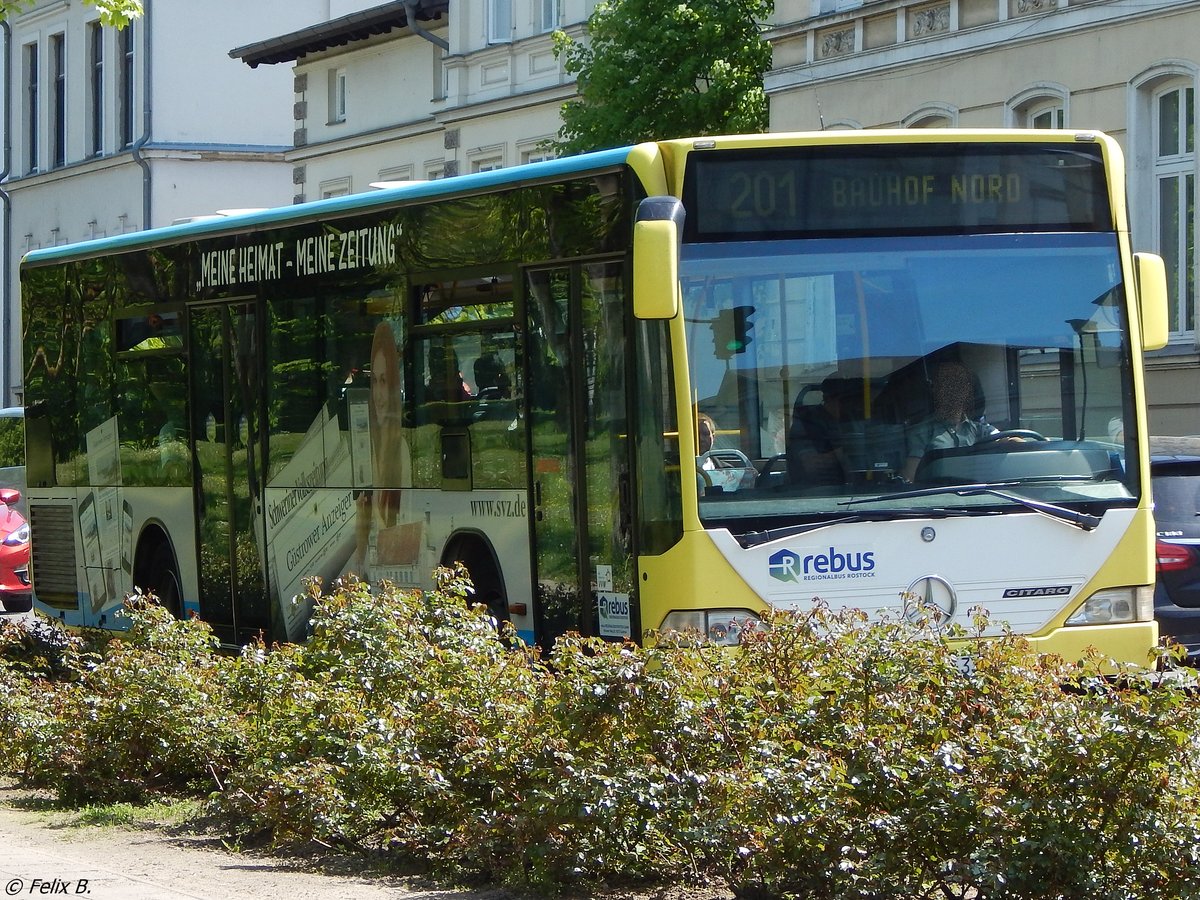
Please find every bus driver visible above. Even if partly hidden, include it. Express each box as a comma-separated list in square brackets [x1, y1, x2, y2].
[902, 361, 1001, 481]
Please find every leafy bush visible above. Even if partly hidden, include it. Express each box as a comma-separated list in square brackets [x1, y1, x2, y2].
[0, 598, 243, 803]
[0, 614, 91, 681]
[696, 606, 1200, 899]
[0, 617, 85, 781]
[5, 577, 1200, 898]
[217, 569, 549, 868]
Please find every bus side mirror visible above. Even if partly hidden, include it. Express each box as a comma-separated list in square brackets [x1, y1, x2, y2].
[633, 196, 684, 320]
[1134, 252, 1168, 351]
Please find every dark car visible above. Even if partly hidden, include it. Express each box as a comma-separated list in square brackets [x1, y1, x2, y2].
[1150, 445, 1200, 662]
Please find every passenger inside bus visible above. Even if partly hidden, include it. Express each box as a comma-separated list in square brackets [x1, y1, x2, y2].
[696, 410, 756, 493]
[697, 412, 717, 455]
[473, 342, 511, 399]
[786, 376, 859, 486]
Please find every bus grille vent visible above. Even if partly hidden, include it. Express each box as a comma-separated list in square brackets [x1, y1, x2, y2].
[29, 504, 79, 610]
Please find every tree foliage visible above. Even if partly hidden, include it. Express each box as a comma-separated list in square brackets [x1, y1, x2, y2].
[0, 0, 141, 26]
[553, 0, 774, 155]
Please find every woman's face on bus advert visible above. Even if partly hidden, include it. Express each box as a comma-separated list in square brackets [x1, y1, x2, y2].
[372, 342, 396, 419]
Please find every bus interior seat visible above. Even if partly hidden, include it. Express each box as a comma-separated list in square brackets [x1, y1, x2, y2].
[786, 376, 906, 484]
[785, 378, 849, 485]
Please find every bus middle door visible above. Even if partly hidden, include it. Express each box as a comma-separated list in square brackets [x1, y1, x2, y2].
[188, 302, 270, 645]
[524, 262, 634, 650]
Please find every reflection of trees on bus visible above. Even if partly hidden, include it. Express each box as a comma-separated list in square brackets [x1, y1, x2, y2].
[266, 291, 382, 481]
[525, 261, 632, 645]
[190, 305, 268, 643]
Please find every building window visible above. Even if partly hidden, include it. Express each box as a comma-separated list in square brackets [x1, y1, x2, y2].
[470, 145, 505, 173]
[88, 22, 104, 155]
[906, 115, 952, 128]
[374, 165, 415, 188]
[488, 0, 512, 43]
[1028, 104, 1064, 129]
[901, 103, 958, 128]
[432, 43, 445, 102]
[1006, 86, 1069, 129]
[118, 24, 134, 147]
[51, 34, 65, 168]
[320, 177, 351, 199]
[519, 138, 555, 165]
[820, 0, 863, 11]
[1154, 84, 1196, 335]
[540, 0, 559, 31]
[328, 67, 347, 124]
[24, 42, 38, 174]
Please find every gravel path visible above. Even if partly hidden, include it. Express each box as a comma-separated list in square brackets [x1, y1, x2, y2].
[0, 788, 478, 900]
[0, 787, 729, 900]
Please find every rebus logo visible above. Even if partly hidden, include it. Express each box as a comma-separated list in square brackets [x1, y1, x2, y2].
[768, 546, 876, 583]
[769, 549, 802, 582]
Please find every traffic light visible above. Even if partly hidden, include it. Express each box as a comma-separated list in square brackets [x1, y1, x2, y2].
[712, 305, 755, 359]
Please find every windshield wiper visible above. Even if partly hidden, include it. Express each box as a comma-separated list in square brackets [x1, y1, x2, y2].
[737, 508, 998, 548]
[838, 482, 1100, 531]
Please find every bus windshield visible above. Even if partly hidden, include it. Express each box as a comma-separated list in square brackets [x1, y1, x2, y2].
[683, 231, 1137, 527]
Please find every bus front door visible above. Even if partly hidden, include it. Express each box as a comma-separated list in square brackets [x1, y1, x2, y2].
[188, 303, 270, 645]
[525, 263, 633, 650]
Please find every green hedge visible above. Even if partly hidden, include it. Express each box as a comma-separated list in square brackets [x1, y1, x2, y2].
[1, 571, 1199, 898]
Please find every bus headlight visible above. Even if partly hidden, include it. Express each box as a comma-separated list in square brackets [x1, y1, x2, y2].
[659, 609, 762, 646]
[1065, 586, 1154, 626]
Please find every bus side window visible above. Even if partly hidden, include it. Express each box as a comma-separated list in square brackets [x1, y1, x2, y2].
[116, 311, 182, 352]
[468, 332, 522, 489]
[414, 333, 523, 490]
[413, 338, 473, 490]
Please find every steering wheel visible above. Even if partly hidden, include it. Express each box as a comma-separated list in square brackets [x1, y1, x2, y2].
[758, 453, 788, 481]
[976, 428, 1048, 443]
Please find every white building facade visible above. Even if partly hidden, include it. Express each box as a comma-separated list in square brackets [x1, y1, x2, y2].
[0, 0, 330, 402]
[766, 0, 1200, 434]
[231, 0, 597, 201]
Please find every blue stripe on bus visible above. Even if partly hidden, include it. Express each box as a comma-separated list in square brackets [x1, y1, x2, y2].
[22, 145, 635, 266]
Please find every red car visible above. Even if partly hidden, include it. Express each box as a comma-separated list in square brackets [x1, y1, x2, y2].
[0, 488, 30, 613]
[0, 408, 29, 614]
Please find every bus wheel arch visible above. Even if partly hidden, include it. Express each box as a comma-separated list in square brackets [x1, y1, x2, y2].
[441, 531, 509, 623]
[133, 526, 183, 619]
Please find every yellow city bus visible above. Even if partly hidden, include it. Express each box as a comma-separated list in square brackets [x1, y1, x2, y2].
[20, 130, 1167, 663]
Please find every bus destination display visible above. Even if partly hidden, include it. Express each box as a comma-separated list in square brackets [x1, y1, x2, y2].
[686, 144, 1111, 238]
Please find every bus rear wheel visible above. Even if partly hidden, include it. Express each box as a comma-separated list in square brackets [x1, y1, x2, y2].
[445, 539, 508, 625]
[146, 542, 182, 619]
